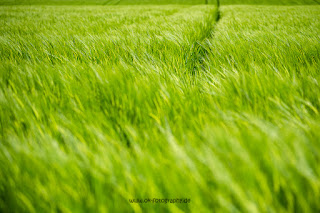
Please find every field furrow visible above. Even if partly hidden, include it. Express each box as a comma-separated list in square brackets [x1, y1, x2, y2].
[0, 2, 319, 213]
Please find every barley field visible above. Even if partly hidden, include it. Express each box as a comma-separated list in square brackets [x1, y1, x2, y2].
[0, 0, 319, 212]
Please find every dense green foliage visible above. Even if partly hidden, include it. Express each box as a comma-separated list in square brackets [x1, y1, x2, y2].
[220, 0, 319, 5]
[0, 0, 318, 5]
[0, 2, 320, 213]
[0, 0, 211, 5]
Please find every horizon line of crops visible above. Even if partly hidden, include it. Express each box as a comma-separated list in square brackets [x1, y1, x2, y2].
[1, 0, 319, 5]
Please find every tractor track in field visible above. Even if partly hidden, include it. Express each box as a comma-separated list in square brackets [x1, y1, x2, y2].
[187, 2, 221, 74]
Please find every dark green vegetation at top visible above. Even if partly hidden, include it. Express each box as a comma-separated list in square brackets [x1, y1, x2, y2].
[0, 0, 319, 5]
[0, 0, 208, 5]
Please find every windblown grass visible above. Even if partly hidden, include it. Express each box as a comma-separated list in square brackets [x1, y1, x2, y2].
[0, 0, 213, 5]
[220, 0, 319, 5]
[0, 5, 220, 212]
[1, 0, 318, 5]
[0, 2, 319, 213]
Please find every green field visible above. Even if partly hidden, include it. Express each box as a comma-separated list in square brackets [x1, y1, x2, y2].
[0, 0, 209, 5]
[1, 0, 319, 5]
[0, 0, 320, 212]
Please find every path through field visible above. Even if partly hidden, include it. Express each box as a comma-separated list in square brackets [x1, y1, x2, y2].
[0, 1, 320, 212]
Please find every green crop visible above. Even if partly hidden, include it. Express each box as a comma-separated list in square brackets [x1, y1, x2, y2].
[0, 0, 318, 5]
[0, 1, 319, 213]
